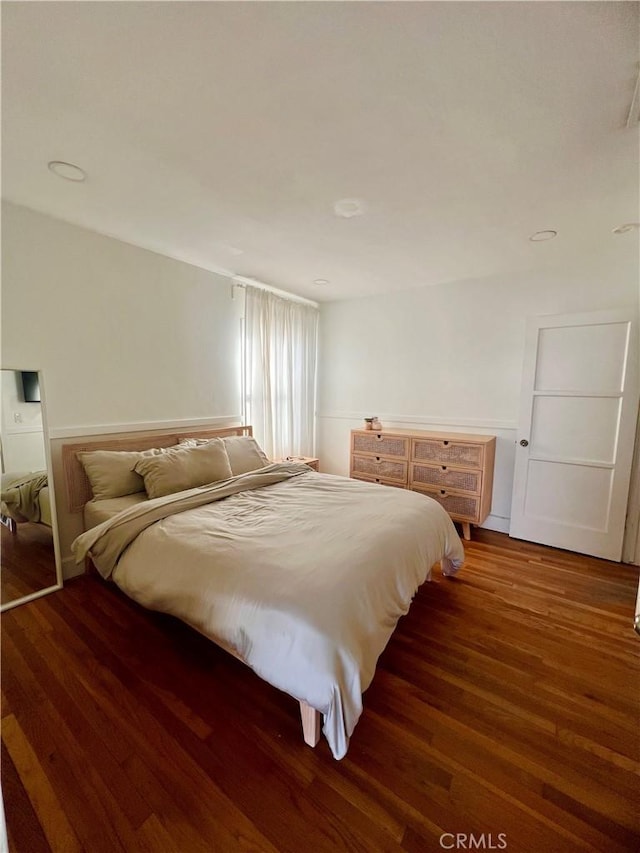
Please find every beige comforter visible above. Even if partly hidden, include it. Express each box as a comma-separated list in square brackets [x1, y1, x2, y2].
[1, 470, 49, 524]
[72, 463, 464, 758]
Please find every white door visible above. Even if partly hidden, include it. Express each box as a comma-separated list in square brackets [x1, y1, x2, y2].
[510, 309, 639, 561]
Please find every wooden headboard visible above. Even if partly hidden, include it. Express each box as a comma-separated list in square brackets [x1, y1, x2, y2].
[62, 425, 253, 512]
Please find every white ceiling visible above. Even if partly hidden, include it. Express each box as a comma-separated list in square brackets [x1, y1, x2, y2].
[2, 1, 638, 302]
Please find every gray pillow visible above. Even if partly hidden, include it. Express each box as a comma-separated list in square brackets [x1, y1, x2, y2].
[134, 439, 233, 499]
[179, 435, 269, 475]
[77, 447, 165, 500]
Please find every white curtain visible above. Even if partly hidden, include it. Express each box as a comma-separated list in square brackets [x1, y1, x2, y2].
[243, 285, 318, 460]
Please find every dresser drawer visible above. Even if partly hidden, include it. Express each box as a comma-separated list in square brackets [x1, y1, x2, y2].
[412, 438, 483, 468]
[350, 428, 495, 540]
[410, 463, 482, 494]
[351, 454, 408, 484]
[412, 485, 480, 522]
[351, 473, 406, 489]
[352, 432, 409, 459]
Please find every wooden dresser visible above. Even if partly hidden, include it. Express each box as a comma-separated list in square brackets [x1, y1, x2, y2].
[350, 428, 496, 540]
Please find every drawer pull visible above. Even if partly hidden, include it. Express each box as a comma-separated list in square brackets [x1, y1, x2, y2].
[443, 441, 449, 446]
[440, 489, 447, 495]
[375, 457, 381, 462]
[375, 478, 381, 483]
[442, 466, 447, 471]
[376, 434, 383, 440]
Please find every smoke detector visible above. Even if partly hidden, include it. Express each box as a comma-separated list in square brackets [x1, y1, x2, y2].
[334, 198, 365, 218]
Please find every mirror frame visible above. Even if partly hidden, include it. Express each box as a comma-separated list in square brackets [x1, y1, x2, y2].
[1, 367, 63, 611]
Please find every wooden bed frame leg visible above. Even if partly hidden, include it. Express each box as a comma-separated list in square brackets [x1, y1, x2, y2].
[299, 701, 321, 748]
[462, 522, 471, 541]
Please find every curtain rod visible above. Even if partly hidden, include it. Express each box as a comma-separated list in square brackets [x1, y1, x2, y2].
[231, 275, 319, 308]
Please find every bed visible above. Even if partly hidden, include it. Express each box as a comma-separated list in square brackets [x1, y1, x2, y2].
[64, 425, 464, 759]
[1, 470, 52, 532]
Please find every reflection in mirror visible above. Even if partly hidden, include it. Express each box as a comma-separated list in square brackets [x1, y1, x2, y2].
[1, 369, 62, 609]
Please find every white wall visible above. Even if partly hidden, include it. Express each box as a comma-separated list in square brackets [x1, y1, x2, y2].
[2, 201, 243, 574]
[1, 370, 46, 471]
[4, 200, 638, 568]
[317, 242, 639, 542]
[2, 201, 242, 431]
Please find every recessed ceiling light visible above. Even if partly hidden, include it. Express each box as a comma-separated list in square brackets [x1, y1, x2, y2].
[612, 223, 640, 234]
[47, 161, 86, 182]
[334, 198, 365, 218]
[313, 279, 329, 286]
[529, 230, 557, 242]
[626, 66, 640, 128]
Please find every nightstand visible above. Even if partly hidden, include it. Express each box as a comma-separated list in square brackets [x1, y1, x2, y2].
[277, 456, 319, 471]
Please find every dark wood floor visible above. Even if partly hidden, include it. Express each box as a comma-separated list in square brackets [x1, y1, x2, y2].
[2, 530, 639, 852]
[1, 522, 58, 605]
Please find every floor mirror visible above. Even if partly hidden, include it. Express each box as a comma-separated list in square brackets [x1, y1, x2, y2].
[1, 368, 62, 610]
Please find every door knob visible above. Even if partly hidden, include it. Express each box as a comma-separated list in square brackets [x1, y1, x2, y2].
[520, 439, 529, 447]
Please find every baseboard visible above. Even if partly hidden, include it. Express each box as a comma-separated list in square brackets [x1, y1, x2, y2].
[480, 514, 510, 535]
[62, 555, 85, 580]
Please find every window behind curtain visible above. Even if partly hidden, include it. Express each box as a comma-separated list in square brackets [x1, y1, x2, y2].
[242, 285, 318, 460]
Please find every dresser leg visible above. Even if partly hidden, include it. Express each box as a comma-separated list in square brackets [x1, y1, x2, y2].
[462, 522, 471, 541]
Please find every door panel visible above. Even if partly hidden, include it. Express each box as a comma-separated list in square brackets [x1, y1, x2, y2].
[524, 461, 613, 530]
[510, 309, 638, 561]
[530, 396, 621, 463]
[535, 322, 629, 392]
